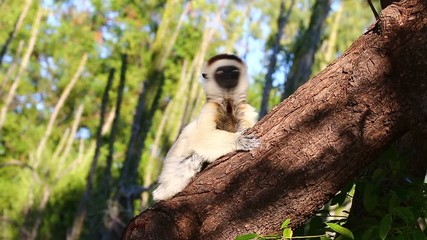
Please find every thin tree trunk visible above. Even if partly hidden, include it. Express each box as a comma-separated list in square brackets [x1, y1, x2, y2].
[100, 58, 126, 240]
[0, 40, 24, 93]
[66, 68, 115, 240]
[224, 6, 249, 53]
[27, 184, 50, 240]
[283, 0, 331, 99]
[112, 2, 189, 234]
[167, 60, 190, 141]
[140, 60, 189, 210]
[0, 0, 33, 67]
[33, 53, 87, 168]
[56, 104, 84, 175]
[259, 0, 295, 118]
[102, 108, 116, 135]
[321, 3, 343, 69]
[181, 6, 223, 126]
[105, 58, 125, 188]
[51, 128, 71, 163]
[0, 8, 42, 131]
[20, 118, 87, 240]
[121, 0, 427, 238]
[140, 99, 172, 209]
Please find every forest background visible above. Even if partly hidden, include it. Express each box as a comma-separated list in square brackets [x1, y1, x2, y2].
[0, 0, 425, 239]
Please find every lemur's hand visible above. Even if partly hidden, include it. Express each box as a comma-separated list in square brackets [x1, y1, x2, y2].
[236, 130, 260, 151]
[188, 152, 206, 171]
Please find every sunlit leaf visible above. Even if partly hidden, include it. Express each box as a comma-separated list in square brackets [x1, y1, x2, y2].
[281, 219, 291, 229]
[326, 223, 354, 239]
[234, 233, 258, 240]
[282, 228, 293, 239]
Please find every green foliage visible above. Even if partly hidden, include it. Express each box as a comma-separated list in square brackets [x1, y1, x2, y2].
[346, 147, 427, 240]
[235, 233, 259, 240]
[0, 0, 424, 239]
[326, 223, 354, 239]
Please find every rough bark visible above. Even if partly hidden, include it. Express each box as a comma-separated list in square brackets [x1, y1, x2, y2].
[122, 0, 427, 239]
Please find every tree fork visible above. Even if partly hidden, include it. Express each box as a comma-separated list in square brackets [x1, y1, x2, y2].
[122, 0, 427, 239]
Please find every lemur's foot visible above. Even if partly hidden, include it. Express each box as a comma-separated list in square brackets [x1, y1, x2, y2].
[236, 131, 260, 151]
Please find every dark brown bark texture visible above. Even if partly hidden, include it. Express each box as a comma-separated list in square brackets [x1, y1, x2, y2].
[122, 0, 427, 239]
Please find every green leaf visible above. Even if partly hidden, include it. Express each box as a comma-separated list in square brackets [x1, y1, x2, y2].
[412, 230, 426, 240]
[361, 228, 373, 240]
[363, 183, 378, 211]
[379, 214, 392, 240]
[326, 223, 354, 239]
[234, 233, 258, 240]
[320, 237, 332, 240]
[281, 219, 291, 229]
[282, 228, 293, 239]
[391, 207, 414, 224]
[388, 192, 400, 210]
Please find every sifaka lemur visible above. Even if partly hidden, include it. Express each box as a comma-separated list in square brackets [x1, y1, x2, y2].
[153, 53, 260, 201]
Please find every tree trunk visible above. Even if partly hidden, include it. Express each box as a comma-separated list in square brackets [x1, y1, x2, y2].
[0, 7, 42, 131]
[34, 53, 88, 168]
[283, 0, 331, 99]
[320, 3, 343, 70]
[121, 0, 427, 239]
[100, 56, 127, 240]
[66, 68, 115, 240]
[105, 56, 126, 188]
[0, 0, 33, 67]
[0, 40, 24, 92]
[259, 0, 295, 118]
[116, 0, 185, 197]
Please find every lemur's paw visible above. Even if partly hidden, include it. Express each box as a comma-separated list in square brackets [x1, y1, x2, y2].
[152, 187, 173, 201]
[236, 132, 260, 151]
[188, 152, 206, 170]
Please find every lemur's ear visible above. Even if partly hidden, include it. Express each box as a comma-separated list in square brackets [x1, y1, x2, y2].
[201, 73, 208, 79]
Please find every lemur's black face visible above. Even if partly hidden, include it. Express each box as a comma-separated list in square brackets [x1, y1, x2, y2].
[213, 65, 240, 89]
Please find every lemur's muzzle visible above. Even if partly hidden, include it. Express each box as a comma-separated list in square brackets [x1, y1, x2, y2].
[214, 65, 240, 89]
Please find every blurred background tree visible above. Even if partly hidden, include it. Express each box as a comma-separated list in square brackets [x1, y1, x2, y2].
[0, 0, 424, 239]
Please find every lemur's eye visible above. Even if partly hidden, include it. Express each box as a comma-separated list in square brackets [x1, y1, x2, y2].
[202, 73, 208, 79]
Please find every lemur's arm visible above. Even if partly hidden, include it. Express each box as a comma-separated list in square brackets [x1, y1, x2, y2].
[190, 102, 259, 163]
[237, 103, 258, 130]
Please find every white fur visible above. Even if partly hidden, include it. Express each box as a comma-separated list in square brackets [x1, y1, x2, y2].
[201, 58, 249, 103]
[152, 55, 258, 201]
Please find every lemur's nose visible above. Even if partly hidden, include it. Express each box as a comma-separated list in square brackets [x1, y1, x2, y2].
[214, 65, 240, 89]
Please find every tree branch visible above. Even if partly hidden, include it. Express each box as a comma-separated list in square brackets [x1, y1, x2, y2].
[122, 0, 427, 239]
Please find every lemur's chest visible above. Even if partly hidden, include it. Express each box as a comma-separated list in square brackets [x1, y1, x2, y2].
[214, 100, 240, 132]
